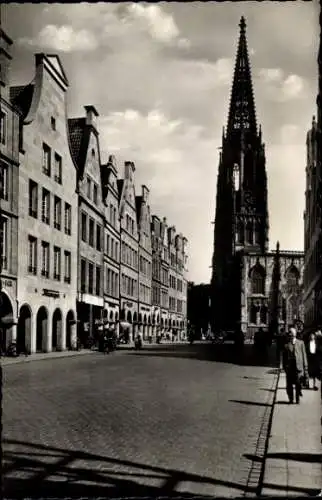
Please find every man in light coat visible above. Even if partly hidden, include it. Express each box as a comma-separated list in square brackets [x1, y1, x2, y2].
[283, 327, 308, 404]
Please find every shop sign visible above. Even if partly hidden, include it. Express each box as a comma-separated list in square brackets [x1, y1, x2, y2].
[43, 289, 60, 298]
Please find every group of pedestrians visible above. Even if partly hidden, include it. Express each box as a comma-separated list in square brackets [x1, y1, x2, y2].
[279, 327, 321, 404]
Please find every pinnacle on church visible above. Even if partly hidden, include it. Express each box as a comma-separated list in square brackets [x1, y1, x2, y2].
[227, 16, 257, 135]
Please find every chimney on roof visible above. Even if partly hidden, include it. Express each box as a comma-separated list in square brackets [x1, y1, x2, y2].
[124, 161, 135, 181]
[141, 185, 149, 202]
[85, 105, 99, 131]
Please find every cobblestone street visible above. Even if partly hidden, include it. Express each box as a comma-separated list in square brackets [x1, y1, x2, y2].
[3, 343, 278, 498]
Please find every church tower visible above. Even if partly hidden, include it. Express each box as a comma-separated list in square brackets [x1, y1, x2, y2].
[211, 17, 269, 331]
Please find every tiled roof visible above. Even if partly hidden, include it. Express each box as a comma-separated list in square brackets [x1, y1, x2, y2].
[67, 117, 89, 177]
[10, 84, 34, 118]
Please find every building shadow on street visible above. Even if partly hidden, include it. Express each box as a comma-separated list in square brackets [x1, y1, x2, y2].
[126, 343, 278, 369]
[2, 438, 253, 499]
[266, 452, 322, 463]
[229, 399, 272, 407]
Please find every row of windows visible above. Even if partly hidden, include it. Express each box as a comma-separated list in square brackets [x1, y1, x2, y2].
[86, 175, 99, 205]
[139, 255, 151, 277]
[139, 283, 151, 304]
[28, 235, 71, 282]
[81, 212, 102, 251]
[236, 221, 261, 245]
[121, 241, 138, 270]
[42, 143, 62, 184]
[169, 275, 183, 291]
[104, 266, 119, 298]
[0, 216, 9, 271]
[107, 203, 118, 228]
[0, 111, 7, 146]
[29, 180, 72, 234]
[80, 259, 101, 296]
[0, 162, 8, 201]
[125, 214, 136, 235]
[106, 234, 119, 261]
[152, 285, 168, 308]
[121, 273, 138, 298]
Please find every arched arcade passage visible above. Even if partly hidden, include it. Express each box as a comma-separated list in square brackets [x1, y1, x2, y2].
[52, 308, 63, 351]
[36, 306, 48, 352]
[17, 304, 32, 354]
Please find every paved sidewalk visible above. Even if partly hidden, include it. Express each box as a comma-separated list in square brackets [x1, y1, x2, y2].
[1, 349, 95, 366]
[262, 371, 322, 497]
[1, 341, 191, 366]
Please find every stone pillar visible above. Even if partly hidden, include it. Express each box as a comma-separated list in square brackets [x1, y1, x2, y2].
[44, 313, 52, 353]
[89, 304, 93, 338]
[8, 324, 17, 344]
[70, 323, 77, 349]
[30, 316, 36, 354]
[59, 316, 66, 351]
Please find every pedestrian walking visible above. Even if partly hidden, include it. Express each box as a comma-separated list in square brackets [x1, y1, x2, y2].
[282, 327, 308, 404]
[275, 328, 286, 367]
[306, 332, 321, 391]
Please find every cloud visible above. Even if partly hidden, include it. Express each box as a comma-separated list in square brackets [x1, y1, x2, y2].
[279, 124, 303, 145]
[98, 108, 217, 282]
[127, 3, 190, 48]
[257, 67, 306, 102]
[18, 24, 98, 52]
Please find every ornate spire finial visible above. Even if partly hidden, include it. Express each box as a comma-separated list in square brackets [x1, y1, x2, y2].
[276, 241, 280, 253]
[239, 16, 246, 33]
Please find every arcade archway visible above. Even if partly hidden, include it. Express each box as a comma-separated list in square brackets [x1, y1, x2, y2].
[17, 304, 32, 354]
[0, 291, 14, 353]
[52, 308, 62, 351]
[36, 306, 48, 352]
[66, 310, 75, 350]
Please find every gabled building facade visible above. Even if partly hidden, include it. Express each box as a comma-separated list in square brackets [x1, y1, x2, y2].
[0, 26, 20, 352]
[68, 105, 104, 346]
[118, 161, 139, 341]
[151, 215, 162, 336]
[101, 154, 120, 335]
[12, 53, 78, 353]
[160, 217, 170, 333]
[136, 185, 152, 340]
[168, 227, 188, 339]
[211, 17, 304, 339]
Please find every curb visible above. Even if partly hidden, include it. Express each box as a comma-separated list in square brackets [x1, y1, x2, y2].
[1, 349, 96, 366]
[244, 367, 281, 498]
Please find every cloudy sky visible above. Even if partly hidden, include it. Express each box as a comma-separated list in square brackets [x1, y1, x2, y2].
[2, 2, 319, 283]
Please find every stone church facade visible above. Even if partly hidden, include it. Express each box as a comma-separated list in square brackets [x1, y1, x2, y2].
[211, 17, 304, 340]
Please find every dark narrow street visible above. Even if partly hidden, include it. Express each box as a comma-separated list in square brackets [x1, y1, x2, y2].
[3, 343, 278, 498]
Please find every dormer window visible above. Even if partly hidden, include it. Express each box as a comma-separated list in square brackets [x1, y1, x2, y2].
[51, 116, 56, 131]
[91, 148, 95, 158]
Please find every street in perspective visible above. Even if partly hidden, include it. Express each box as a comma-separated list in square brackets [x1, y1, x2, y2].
[1, 1, 322, 499]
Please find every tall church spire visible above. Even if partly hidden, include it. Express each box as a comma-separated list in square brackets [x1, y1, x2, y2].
[227, 16, 257, 136]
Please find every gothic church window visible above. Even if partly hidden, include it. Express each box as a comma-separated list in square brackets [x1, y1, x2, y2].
[246, 221, 253, 244]
[249, 303, 257, 324]
[285, 265, 299, 288]
[255, 222, 260, 244]
[250, 264, 265, 294]
[236, 221, 244, 244]
[260, 306, 267, 324]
